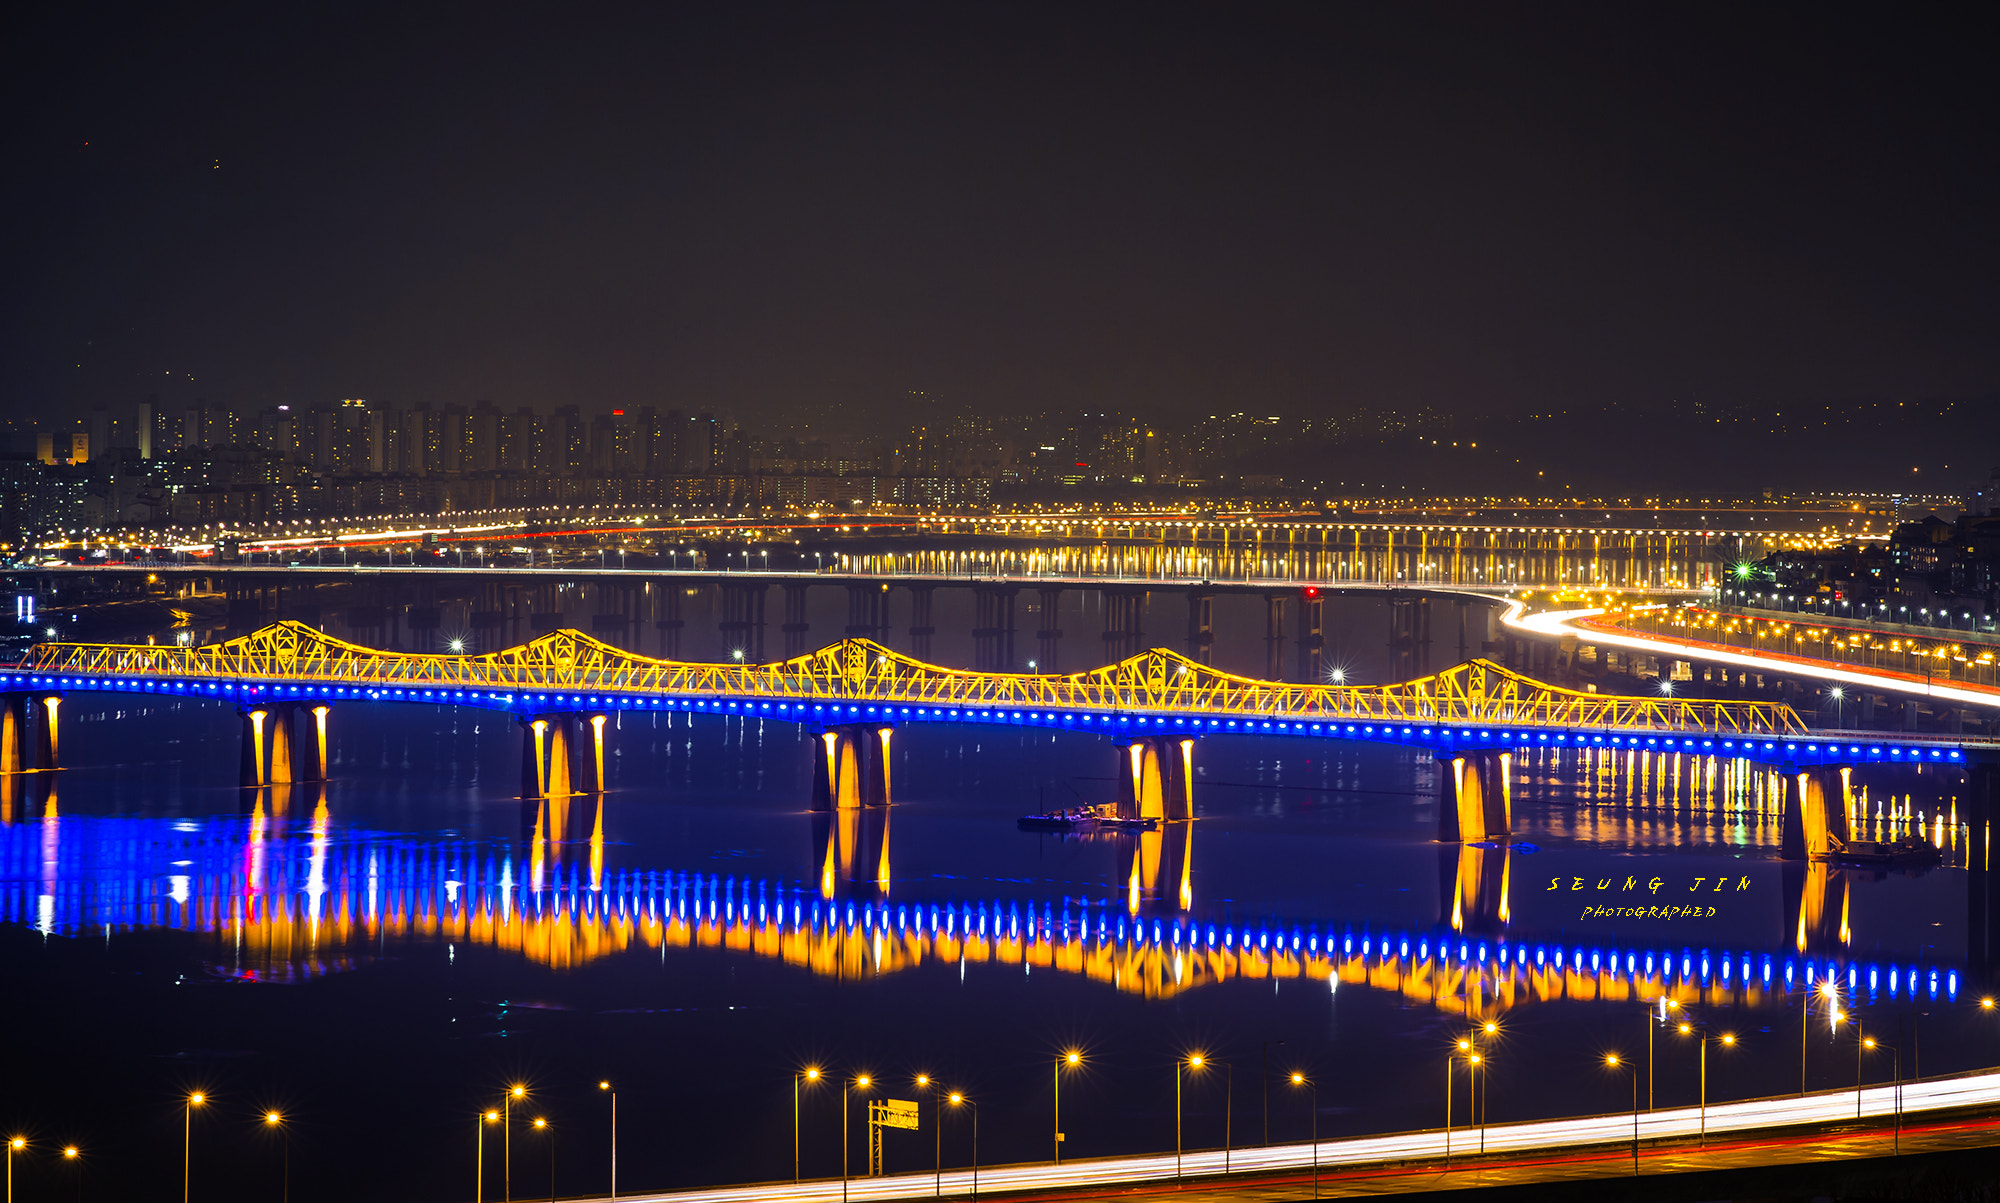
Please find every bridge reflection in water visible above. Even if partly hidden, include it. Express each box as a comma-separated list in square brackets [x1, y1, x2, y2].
[0, 780, 1961, 1018]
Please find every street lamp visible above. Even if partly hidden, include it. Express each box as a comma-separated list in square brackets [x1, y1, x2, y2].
[7, 1137, 24, 1203]
[1289, 1072, 1319, 1199]
[1054, 1050, 1082, 1164]
[1861, 1036, 1902, 1151]
[794, 1067, 822, 1184]
[1604, 1054, 1638, 1175]
[1175, 1053, 1206, 1181]
[946, 1092, 977, 1200]
[530, 1118, 552, 1203]
[912, 1074, 941, 1198]
[477, 1110, 500, 1203]
[599, 1080, 616, 1201]
[843, 1074, 873, 1203]
[266, 1112, 289, 1203]
[183, 1091, 206, 1203]
[505, 1084, 527, 1203]
[1677, 1022, 1736, 1145]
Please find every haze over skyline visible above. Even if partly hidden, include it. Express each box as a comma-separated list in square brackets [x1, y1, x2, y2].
[7, 3, 1998, 454]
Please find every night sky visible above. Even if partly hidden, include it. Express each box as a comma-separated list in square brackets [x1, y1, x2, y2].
[6, 3, 1999, 436]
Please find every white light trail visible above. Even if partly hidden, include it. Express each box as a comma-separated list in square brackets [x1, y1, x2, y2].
[1505, 602, 2000, 711]
[605, 1068, 2000, 1202]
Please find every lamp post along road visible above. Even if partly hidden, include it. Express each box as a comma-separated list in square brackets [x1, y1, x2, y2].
[600, 1080, 616, 1201]
[843, 1074, 872, 1203]
[1290, 1073, 1319, 1200]
[183, 1092, 205, 1203]
[1054, 1051, 1080, 1165]
[795, 1068, 822, 1184]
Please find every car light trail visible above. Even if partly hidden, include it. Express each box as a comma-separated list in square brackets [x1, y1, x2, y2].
[1505, 602, 2000, 710]
[606, 1068, 2000, 1201]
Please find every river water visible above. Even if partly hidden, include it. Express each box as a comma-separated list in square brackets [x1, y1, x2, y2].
[0, 592, 1986, 1202]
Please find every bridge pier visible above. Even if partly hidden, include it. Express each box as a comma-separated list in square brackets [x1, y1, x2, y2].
[846, 583, 888, 639]
[239, 707, 269, 787]
[906, 586, 935, 659]
[813, 723, 892, 810]
[1185, 592, 1214, 665]
[1034, 587, 1062, 671]
[0, 694, 28, 774]
[973, 585, 1017, 672]
[269, 702, 297, 784]
[656, 582, 684, 657]
[1781, 765, 1852, 860]
[1298, 590, 1324, 682]
[1265, 596, 1286, 678]
[719, 583, 767, 661]
[1103, 589, 1145, 661]
[781, 583, 811, 658]
[1436, 750, 1511, 843]
[1119, 735, 1193, 821]
[33, 695, 58, 771]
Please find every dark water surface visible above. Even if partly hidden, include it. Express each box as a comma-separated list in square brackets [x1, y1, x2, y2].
[0, 594, 1989, 1202]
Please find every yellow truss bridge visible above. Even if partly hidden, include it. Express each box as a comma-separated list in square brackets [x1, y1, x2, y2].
[16, 620, 1804, 735]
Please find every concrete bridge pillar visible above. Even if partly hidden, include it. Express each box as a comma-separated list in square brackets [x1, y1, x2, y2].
[519, 716, 551, 799]
[1119, 735, 1194, 821]
[1904, 699, 1920, 731]
[972, 585, 1018, 671]
[1780, 766, 1852, 859]
[1436, 750, 1512, 843]
[1265, 595, 1286, 678]
[720, 583, 767, 661]
[304, 704, 330, 781]
[268, 702, 297, 785]
[655, 582, 684, 658]
[0, 694, 28, 774]
[1298, 590, 1325, 682]
[33, 695, 60, 773]
[1185, 592, 1214, 665]
[1034, 587, 1063, 671]
[846, 583, 888, 639]
[907, 586, 936, 659]
[1102, 590, 1145, 661]
[812, 723, 892, 810]
[238, 707, 269, 787]
[781, 583, 811, 658]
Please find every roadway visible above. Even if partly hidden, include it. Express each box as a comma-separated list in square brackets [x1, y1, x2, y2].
[591, 1068, 2000, 1202]
[1506, 602, 2000, 711]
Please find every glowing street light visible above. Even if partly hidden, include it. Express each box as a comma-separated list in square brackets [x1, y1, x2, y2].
[265, 1111, 290, 1203]
[1290, 1072, 1319, 1198]
[1604, 1054, 1638, 1174]
[599, 1080, 617, 1201]
[1175, 1053, 1207, 1181]
[8, 1137, 26, 1203]
[477, 1110, 500, 1203]
[842, 1074, 873, 1203]
[794, 1067, 822, 1184]
[505, 1084, 528, 1203]
[946, 1092, 978, 1200]
[1054, 1050, 1083, 1165]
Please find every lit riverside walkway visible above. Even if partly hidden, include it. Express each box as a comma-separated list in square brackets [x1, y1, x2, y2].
[608, 1070, 2000, 1202]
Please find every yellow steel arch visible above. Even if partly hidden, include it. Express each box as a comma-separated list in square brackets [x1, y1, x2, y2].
[16, 621, 1804, 734]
